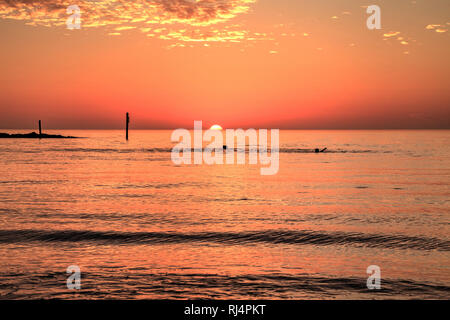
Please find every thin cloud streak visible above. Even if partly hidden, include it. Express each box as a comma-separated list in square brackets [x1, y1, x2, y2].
[0, 0, 258, 41]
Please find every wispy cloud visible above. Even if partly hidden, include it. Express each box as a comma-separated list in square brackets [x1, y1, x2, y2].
[0, 0, 258, 42]
[383, 31, 401, 38]
[425, 24, 448, 33]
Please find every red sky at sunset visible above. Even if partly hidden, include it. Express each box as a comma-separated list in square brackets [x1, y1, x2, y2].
[0, 0, 449, 129]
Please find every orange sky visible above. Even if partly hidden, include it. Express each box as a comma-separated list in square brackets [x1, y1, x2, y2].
[0, 0, 449, 129]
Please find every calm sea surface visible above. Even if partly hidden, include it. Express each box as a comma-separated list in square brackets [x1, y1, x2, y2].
[0, 130, 449, 299]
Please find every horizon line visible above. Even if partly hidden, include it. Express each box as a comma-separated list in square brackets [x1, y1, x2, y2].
[1, 128, 450, 131]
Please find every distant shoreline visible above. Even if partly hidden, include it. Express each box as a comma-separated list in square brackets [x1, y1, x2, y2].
[0, 132, 78, 139]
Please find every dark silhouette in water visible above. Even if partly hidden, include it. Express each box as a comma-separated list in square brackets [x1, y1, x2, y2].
[0, 132, 77, 139]
[315, 147, 327, 153]
[126, 112, 130, 140]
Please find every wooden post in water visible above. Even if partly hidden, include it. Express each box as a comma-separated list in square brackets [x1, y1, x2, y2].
[126, 112, 130, 140]
[38, 120, 42, 137]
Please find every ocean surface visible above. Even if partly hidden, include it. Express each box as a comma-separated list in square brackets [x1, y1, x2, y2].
[0, 130, 448, 299]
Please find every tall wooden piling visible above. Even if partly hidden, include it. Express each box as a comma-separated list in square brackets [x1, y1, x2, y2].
[126, 112, 129, 140]
[38, 120, 42, 137]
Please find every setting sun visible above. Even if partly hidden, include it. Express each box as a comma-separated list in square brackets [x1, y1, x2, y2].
[210, 124, 223, 130]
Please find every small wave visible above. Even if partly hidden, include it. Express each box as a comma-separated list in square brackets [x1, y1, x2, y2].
[112, 182, 208, 190]
[1, 271, 448, 299]
[0, 229, 447, 251]
[27, 147, 380, 154]
[0, 179, 68, 185]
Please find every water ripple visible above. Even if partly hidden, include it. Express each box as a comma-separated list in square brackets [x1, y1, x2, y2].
[0, 229, 447, 251]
